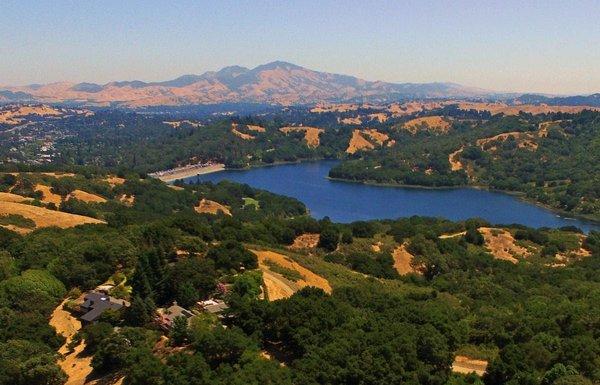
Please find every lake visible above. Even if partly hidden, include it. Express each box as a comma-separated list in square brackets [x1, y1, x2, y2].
[184, 161, 600, 232]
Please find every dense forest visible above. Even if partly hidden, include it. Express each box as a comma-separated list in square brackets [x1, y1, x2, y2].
[0, 170, 599, 385]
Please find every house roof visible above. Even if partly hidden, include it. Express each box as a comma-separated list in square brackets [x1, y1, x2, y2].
[198, 299, 229, 314]
[80, 291, 130, 322]
[204, 302, 229, 314]
[158, 302, 194, 325]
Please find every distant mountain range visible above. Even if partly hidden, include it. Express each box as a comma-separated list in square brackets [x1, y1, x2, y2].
[0, 61, 497, 107]
[1, 61, 599, 107]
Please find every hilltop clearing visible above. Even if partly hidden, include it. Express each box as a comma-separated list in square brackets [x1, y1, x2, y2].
[0, 104, 93, 126]
[231, 122, 257, 140]
[163, 120, 202, 128]
[479, 227, 530, 263]
[0, 191, 33, 203]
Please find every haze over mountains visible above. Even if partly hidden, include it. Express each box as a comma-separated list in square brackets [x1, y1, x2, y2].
[0, 61, 497, 107]
[2, 61, 599, 108]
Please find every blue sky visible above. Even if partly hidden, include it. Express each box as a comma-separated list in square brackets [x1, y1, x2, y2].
[1, 0, 599, 94]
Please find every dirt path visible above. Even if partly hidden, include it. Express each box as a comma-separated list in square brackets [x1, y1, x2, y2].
[439, 231, 466, 239]
[261, 270, 297, 301]
[449, 147, 464, 172]
[50, 300, 95, 385]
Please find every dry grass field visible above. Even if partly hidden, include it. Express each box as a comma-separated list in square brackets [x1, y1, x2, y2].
[0, 201, 104, 231]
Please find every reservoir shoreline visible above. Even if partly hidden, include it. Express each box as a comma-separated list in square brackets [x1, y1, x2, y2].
[326, 176, 600, 225]
[182, 160, 599, 231]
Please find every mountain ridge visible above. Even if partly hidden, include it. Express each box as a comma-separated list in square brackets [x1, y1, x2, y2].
[1, 61, 499, 106]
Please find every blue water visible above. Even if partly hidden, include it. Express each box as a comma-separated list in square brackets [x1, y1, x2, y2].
[184, 161, 599, 232]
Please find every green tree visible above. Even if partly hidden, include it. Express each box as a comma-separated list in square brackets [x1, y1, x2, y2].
[318, 226, 339, 252]
[170, 316, 190, 346]
[125, 296, 153, 326]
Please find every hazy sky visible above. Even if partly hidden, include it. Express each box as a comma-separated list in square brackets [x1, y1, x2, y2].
[2, 0, 599, 94]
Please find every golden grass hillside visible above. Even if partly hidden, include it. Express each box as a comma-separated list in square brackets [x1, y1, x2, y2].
[402, 116, 451, 134]
[35, 184, 63, 205]
[0, 192, 33, 203]
[68, 189, 107, 203]
[252, 249, 332, 300]
[0, 201, 105, 231]
[346, 130, 374, 154]
[346, 129, 392, 154]
[279, 126, 324, 148]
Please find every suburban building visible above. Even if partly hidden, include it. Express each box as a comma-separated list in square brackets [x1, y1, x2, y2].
[156, 301, 194, 330]
[80, 291, 130, 323]
[197, 299, 229, 315]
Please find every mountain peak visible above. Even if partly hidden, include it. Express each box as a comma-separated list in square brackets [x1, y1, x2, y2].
[216, 65, 250, 78]
[253, 61, 304, 71]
